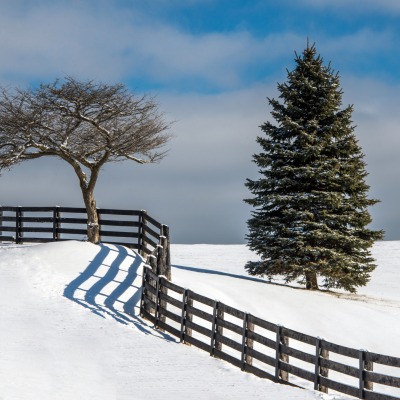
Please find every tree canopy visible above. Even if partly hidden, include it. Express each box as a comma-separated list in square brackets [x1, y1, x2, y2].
[0, 77, 172, 243]
[245, 44, 383, 292]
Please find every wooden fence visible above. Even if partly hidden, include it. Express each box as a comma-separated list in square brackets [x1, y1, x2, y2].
[0, 206, 170, 266]
[140, 266, 400, 400]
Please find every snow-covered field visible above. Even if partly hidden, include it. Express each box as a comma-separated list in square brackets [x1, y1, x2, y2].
[0, 240, 399, 399]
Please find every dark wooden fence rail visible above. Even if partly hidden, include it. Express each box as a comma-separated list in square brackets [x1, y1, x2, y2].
[140, 267, 400, 400]
[0, 206, 170, 269]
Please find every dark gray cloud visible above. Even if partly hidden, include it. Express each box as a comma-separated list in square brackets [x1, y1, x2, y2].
[0, 86, 270, 243]
[2, 81, 399, 242]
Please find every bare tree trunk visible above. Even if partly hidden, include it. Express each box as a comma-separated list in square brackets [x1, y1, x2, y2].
[71, 162, 102, 244]
[81, 188, 100, 244]
[306, 271, 318, 290]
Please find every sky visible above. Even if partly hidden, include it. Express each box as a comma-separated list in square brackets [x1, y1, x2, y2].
[1, 0, 400, 243]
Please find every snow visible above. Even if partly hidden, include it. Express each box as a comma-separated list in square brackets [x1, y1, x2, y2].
[172, 243, 400, 357]
[1, 240, 399, 399]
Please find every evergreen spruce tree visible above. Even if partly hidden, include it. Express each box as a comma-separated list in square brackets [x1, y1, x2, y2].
[245, 44, 383, 292]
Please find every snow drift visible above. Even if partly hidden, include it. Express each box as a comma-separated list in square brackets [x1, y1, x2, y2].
[1, 240, 399, 399]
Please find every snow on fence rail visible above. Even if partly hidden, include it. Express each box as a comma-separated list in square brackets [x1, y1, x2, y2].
[140, 267, 400, 400]
[0, 206, 170, 269]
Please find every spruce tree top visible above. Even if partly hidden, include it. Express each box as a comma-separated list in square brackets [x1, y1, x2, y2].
[245, 44, 383, 292]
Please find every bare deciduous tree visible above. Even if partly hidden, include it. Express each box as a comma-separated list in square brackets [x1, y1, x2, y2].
[0, 77, 172, 243]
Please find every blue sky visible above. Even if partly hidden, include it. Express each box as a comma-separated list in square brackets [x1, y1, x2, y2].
[1, 0, 400, 243]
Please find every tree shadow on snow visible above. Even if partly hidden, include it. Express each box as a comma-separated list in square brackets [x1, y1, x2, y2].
[172, 264, 309, 291]
[63, 243, 174, 341]
[172, 264, 268, 284]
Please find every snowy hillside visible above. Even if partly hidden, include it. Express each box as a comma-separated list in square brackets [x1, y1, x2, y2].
[0, 240, 399, 399]
[172, 242, 400, 357]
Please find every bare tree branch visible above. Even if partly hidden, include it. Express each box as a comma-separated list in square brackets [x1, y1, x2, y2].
[0, 76, 173, 243]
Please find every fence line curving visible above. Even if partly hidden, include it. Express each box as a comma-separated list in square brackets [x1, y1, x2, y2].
[2, 204, 399, 398]
[140, 266, 400, 400]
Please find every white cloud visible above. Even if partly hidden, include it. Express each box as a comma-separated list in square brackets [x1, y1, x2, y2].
[0, 2, 296, 87]
[321, 29, 393, 55]
[0, 2, 304, 89]
[0, 2, 394, 92]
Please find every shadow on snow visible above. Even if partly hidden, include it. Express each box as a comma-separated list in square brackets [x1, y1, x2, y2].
[172, 264, 315, 291]
[63, 243, 174, 341]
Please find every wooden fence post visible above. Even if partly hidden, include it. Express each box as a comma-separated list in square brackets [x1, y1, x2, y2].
[365, 357, 373, 392]
[314, 337, 329, 393]
[160, 235, 171, 280]
[214, 303, 224, 353]
[161, 224, 171, 276]
[320, 344, 329, 393]
[53, 206, 60, 241]
[139, 210, 147, 256]
[210, 300, 224, 355]
[139, 265, 148, 317]
[275, 325, 289, 382]
[156, 244, 168, 327]
[16, 206, 23, 244]
[180, 289, 189, 342]
[185, 290, 193, 346]
[157, 259, 168, 327]
[359, 350, 373, 398]
[149, 254, 157, 274]
[241, 313, 254, 370]
[210, 300, 219, 355]
[148, 255, 157, 314]
[157, 244, 166, 276]
[246, 317, 254, 366]
[154, 276, 161, 328]
[155, 241, 169, 327]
